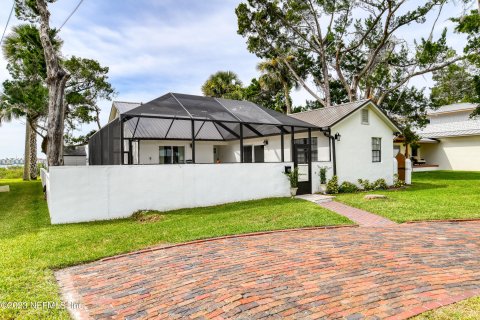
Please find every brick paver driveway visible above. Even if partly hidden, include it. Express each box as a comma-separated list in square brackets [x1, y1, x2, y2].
[57, 221, 480, 320]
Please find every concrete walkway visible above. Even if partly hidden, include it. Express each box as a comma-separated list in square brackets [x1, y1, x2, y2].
[296, 194, 396, 227]
[56, 221, 480, 320]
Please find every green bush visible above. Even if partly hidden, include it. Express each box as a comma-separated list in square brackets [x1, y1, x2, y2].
[373, 178, 388, 190]
[357, 179, 375, 191]
[0, 166, 23, 179]
[339, 181, 359, 193]
[392, 174, 405, 188]
[326, 175, 339, 194]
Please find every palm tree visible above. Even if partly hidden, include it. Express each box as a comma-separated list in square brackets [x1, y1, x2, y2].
[257, 57, 299, 114]
[1, 24, 52, 180]
[201, 71, 244, 99]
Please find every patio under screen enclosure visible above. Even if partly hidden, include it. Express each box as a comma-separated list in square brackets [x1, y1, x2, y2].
[89, 93, 334, 194]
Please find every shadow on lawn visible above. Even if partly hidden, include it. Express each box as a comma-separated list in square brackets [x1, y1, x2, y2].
[404, 181, 449, 192]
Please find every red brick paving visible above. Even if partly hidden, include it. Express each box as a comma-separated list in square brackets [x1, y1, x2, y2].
[320, 201, 397, 227]
[56, 221, 480, 319]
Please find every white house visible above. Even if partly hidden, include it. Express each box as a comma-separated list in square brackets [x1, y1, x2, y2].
[42, 93, 400, 224]
[100, 94, 400, 187]
[394, 103, 480, 171]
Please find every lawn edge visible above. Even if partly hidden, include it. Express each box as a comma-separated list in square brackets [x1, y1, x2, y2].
[404, 218, 480, 224]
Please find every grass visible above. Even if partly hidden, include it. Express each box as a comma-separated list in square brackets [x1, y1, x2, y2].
[0, 178, 351, 319]
[413, 296, 480, 320]
[335, 171, 480, 223]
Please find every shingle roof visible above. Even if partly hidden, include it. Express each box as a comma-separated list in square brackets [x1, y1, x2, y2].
[289, 100, 370, 128]
[428, 103, 478, 115]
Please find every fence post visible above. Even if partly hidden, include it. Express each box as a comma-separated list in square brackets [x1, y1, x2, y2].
[405, 158, 412, 185]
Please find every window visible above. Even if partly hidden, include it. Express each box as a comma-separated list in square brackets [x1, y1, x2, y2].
[243, 145, 253, 163]
[254, 145, 264, 163]
[361, 109, 369, 125]
[294, 137, 318, 162]
[372, 138, 381, 162]
[159, 146, 185, 164]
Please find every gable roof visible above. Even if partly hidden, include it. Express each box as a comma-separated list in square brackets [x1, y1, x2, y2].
[109, 101, 141, 121]
[290, 99, 400, 131]
[428, 102, 478, 115]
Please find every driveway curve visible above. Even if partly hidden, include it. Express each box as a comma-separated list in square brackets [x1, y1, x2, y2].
[56, 221, 480, 320]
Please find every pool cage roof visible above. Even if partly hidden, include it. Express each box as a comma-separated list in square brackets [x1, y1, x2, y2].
[121, 93, 319, 141]
[89, 93, 322, 166]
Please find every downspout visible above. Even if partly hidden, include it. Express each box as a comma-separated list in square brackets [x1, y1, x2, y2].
[323, 128, 337, 176]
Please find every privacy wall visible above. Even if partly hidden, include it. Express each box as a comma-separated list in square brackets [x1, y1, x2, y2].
[43, 163, 292, 224]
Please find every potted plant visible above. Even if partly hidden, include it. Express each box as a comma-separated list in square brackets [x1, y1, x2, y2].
[284, 167, 299, 197]
[318, 166, 329, 194]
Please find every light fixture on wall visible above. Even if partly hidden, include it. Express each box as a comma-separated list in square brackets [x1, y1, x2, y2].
[334, 133, 341, 141]
[263, 139, 269, 145]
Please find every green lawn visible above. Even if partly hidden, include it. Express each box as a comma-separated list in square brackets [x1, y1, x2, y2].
[413, 296, 480, 320]
[336, 171, 480, 223]
[0, 179, 351, 319]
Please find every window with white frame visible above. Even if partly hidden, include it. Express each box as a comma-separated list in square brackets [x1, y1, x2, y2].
[372, 138, 381, 162]
[361, 109, 369, 125]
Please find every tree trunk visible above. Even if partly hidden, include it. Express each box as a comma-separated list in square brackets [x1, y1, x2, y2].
[36, 0, 70, 167]
[23, 119, 31, 181]
[283, 82, 292, 114]
[29, 120, 38, 180]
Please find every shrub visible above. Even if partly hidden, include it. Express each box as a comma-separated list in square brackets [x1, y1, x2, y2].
[318, 166, 328, 184]
[357, 179, 375, 191]
[326, 175, 339, 194]
[284, 167, 299, 188]
[339, 181, 359, 193]
[392, 174, 405, 188]
[0, 166, 23, 179]
[373, 178, 388, 190]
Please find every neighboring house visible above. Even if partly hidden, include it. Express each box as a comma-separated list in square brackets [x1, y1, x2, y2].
[90, 94, 399, 191]
[394, 103, 480, 171]
[63, 145, 87, 166]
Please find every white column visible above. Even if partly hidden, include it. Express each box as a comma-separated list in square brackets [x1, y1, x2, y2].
[405, 158, 412, 185]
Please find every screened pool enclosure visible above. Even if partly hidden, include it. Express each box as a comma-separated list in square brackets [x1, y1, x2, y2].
[89, 93, 322, 165]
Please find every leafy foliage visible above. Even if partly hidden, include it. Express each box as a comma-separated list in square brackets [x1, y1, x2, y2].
[284, 167, 299, 188]
[431, 63, 479, 107]
[358, 179, 375, 191]
[201, 71, 244, 99]
[339, 181, 359, 193]
[326, 175, 339, 194]
[236, 0, 461, 110]
[318, 166, 328, 184]
[373, 178, 389, 190]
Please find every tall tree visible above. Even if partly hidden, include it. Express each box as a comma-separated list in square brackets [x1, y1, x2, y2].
[430, 63, 479, 107]
[201, 71, 244, 99]
[236, 0, 466, 116]
[1, 24, 51, 179]
[15, 0, 70, 166]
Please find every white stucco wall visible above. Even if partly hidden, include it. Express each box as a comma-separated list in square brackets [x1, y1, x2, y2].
[420, 136, 480, 171]
[332, 104, 395, 185]
[44, 163, 292, 224]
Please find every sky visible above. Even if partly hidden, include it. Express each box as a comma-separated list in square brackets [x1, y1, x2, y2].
[0, 0, 473, 159]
